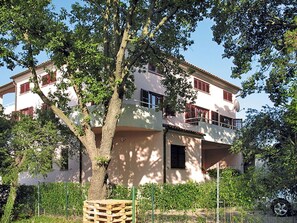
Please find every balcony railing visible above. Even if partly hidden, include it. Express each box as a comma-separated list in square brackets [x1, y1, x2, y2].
[185, 117, 242, 130]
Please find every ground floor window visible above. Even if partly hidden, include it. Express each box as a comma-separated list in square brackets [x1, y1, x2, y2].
[60, 148, 69, 170]
[171, 144, 186, 169]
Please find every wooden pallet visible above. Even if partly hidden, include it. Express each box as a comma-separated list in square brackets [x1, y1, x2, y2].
[83, 199, 136, 223]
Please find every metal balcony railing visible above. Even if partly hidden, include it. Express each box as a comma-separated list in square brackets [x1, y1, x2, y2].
[185, 117, 242, 130]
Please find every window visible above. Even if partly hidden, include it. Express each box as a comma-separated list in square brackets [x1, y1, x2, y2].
[211, 111, 219, 125]
[220, 115, 232, 128]
[148, 63, 158, 73]
[42, 72, 56, 86]
[141, 89, 163, 109]
[20, 82, 30, 94]
[233, 119, 243, 130]
[223, 90, 232, 102]
[13, 107, 34, 121]
[60, 148, 69, 170]
[185, 104, 209, 124]
[194, 78, 210, 93]
[164, 104, 176, 117]
[20, 107, 34, 117]
[171, 145, 186, 169]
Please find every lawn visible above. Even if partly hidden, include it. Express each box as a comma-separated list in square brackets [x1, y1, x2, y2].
[13, 216, 82, 223]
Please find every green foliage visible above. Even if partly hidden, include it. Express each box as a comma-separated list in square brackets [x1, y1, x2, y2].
[0, 183, 88, 220]
[2, 171, 277, 222]
[0, 110, 74, 222]
[13, 215, 81, 223]
[210, 1, 297, 107]
[109, 175, 263, 212]
[38, 182, 88, 216]
[231, 106, 297, 189]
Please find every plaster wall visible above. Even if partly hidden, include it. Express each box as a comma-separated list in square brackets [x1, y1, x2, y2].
[107, 131, 164, 186]
[165, 132, 205, 184]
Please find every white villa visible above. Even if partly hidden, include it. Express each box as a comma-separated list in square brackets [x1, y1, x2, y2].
[0, 60, 243, 186]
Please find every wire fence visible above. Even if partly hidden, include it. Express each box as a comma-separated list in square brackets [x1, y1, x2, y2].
[1, 182, 297, 222]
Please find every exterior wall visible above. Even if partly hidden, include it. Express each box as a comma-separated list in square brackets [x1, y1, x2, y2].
[14, 65, 77, 112]
[19, 151, 92, 185]
[165, 131, 205, 183]
[0, 61, 243, 185]
[107, 131, 164, 186]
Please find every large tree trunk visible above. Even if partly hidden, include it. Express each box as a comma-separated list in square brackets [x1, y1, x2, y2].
[86, 89, 123, 200]
[88, 161, 108, 200]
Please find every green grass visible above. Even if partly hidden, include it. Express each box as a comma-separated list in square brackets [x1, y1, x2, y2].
[13, 216, 82, 223]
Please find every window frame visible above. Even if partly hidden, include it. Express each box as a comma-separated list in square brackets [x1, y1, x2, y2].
[42, 72, 57, 86]
[185, 104, 209, 124]
[194, 78, 210, 93]
[20, 82, 30, 94]
[223, 90, 232, 102]
[170, 144, 186, 169]
[60, 148, 69, 171]
[220, 115, 233, 128]
[19, 107, 34, 117]
[148, 63, 160, 74]
[140, 89, 163, 109]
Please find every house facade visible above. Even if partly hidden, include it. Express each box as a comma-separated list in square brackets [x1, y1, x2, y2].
[0, 60, 243, 186]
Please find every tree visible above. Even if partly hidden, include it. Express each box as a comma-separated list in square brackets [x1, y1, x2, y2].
[210, 0, 297, 189]
[231, 106, 297, 190]
[210, 0, 297, 107]
[0, 110, 65, 223]
[0, 0, 210, 199]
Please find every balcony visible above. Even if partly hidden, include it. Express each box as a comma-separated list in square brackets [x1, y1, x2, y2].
[184, 117, 242, 145]
[89, 99, 163, 131]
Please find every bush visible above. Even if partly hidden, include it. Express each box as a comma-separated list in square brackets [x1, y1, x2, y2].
[0, 182, 88, 220]
[0, 185, 36, 219]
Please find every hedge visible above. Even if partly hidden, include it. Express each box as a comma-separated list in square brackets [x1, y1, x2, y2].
[0, 168, 268, 221]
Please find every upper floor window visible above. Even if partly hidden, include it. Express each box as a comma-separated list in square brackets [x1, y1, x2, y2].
[185, 104, 209, 125]
[148, 63, 162, 74]
[171, 144, 186, 169]
[20, 82, 30, 94]
[220, 115, 233, 128]
[223, 90, 232, 102]
[42, 72, 56, 86]
[211, 111, 219, 125]
[141, 89, 163, 109]
[13, 107, 34, 120]
[194, 78, 210, 93]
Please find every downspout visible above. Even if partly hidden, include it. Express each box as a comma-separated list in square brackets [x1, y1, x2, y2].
[163, 126, 169, 184]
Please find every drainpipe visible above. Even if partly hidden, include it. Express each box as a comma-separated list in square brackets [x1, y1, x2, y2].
[163, 126, 169, 184]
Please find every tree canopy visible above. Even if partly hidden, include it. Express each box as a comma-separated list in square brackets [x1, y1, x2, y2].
[0, 0, 211, 199]
[0, 108, 67, 223]
[210, 0, 297, 107]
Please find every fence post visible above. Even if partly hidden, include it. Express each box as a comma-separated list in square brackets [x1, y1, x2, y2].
[151, 185, 155, 223]
[216, 163, 220, 223]
[37, 181, 40, 217]
[65, 182, 69, 219]
[132, 186, 136, 223]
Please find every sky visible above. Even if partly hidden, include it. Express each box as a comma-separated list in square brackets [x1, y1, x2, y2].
[0, 1, 273, 119]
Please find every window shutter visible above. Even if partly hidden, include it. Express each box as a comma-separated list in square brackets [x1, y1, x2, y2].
[20, 84, 24, 94]
[28, 107, 34, 116]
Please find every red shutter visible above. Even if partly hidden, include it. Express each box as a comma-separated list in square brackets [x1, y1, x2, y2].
[20, 84, 24, 94]
[194, 79, 198, 88]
